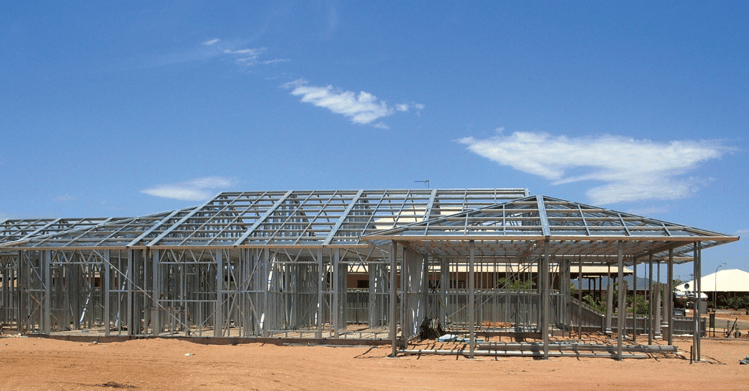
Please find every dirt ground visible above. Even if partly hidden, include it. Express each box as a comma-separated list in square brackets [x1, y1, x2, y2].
[713, 310, 749, 321]
[1, 334, 748, 391]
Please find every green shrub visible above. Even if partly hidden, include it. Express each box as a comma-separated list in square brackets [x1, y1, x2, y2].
[583, 294, 606, 314]
[724, 295, 749, 310]
[627, 295, 649, 315]
[497, 277, 535, 290]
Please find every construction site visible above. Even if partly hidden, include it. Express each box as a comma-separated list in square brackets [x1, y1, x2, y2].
[0, 188, 740, 361]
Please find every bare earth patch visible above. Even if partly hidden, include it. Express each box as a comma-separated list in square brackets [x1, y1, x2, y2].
[0, 335, 748, 390]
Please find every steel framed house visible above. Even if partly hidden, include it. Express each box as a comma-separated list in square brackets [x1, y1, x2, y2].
[0, 189, 739, 360]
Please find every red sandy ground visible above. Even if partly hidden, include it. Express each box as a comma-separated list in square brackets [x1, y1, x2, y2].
[1, 334, 748, 391]
[714, 310, 749, 328]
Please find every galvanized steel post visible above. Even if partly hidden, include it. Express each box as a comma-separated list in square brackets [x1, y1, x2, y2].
[667, 249, 674, 345]
[542, 239, 550, 360]
[617, 241, 625, 361]
[469, 240, 475, 359]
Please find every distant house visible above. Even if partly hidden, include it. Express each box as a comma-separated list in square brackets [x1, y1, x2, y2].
[677, 268, 749, 305]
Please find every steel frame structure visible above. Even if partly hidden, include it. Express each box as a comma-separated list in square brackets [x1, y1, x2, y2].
[0, 189, 739, 360]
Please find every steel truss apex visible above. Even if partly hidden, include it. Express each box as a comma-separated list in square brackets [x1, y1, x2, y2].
[0, 188, 530, 250]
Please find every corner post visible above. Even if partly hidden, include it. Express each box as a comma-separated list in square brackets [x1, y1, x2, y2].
[316, 247, 324, 339]
[616, 241, 625, 361]
[151, 249, 160, 336]
[542, 239, 550, 360]
[605, 263, 614, 334]
[43, 251, 51, 335]
[667, 249, 674, 345]
[693, 242, 702, 361]
[103, 250, 111, 337]
[332, 248, 340, 338]
[632, 259, 637, 342]
[469, 240, 476, 359]
[215, 249, 224, 337]
[390, 241, 398, 357]
[648, 255, 653, 345]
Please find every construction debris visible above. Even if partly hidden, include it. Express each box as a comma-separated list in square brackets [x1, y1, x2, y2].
[419, 317, 445, 340]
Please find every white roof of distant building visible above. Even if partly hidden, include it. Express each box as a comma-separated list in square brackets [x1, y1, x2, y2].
[676, 268, 749, 292]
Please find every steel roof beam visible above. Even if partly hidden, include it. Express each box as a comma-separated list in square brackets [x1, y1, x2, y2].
[291, 191, 345, 245]
[177, 192, 253, 246]
[536, 195, 551, 237]
[202, 193, 278, 246]
[146, 192, 226, 247]
[423, 188, 438, 221]
[20, 218, 62, 241]
[323, 189, 364, 246]
[233, 190, 293, 246]
[126, 208, 187, 247]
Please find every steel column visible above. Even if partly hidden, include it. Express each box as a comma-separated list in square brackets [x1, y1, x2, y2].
[577, 257, 582, 337]
[316, 247, 324, 339]
[656, 260, 663, 337]
[648, 255, 653, 345]
[606, 264, 613, 334]
[542, 241, 550, 359]
[151, 250, 160, 336]
[332, 248, 340, 338]
[215, 250, 223, 337]
[16, 251, 22, 334]
[632, 260, 637, 342]
[667, 250, 674, 345]
[390, 241, 398, 357]
[469, 240, 475, 359]
[654, 277, 662, 339]
[422, 251, 429, 321]
[617, 241, 625, 361]
[104, 250, 110, 337]
[126, 249, 134, 336]
[440, 258, 448, 326]
[693, 242, 702, 361]
[42, 251, 51, 334]
[400, 245, 407, 342]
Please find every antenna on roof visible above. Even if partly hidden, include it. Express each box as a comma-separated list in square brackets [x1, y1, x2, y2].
[415, 180, 429, 189]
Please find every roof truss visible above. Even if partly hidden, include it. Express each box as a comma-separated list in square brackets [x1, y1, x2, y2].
[362, 195, 739, 262]
[0, 188, 530, 249]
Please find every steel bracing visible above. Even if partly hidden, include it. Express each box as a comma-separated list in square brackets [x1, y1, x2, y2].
[0, 189, 739, 360]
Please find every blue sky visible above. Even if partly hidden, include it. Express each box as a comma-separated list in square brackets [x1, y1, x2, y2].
[1, 1, 747, 279]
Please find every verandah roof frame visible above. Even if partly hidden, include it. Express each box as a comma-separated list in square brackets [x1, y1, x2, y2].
[362, 195, 739, 264]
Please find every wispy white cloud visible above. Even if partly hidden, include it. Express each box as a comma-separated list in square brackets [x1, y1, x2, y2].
[396, 103, 424, 113]
[146, 39, 285, 69]
[224, 48, 261, 55]
[458, 131, 732, 205]
[140, 176, 238, 201]
[54, 194, 75, 202]
[282, 79, 423, 127]
[226, 47, 266, 66]
[736, 229, 749, 235]
[325, 1, 338, 31]
[283, 79, 391, 125]
[154, 40, 418, 128]
[262, 58, 289, 65]
[220, 47, 288, 67]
